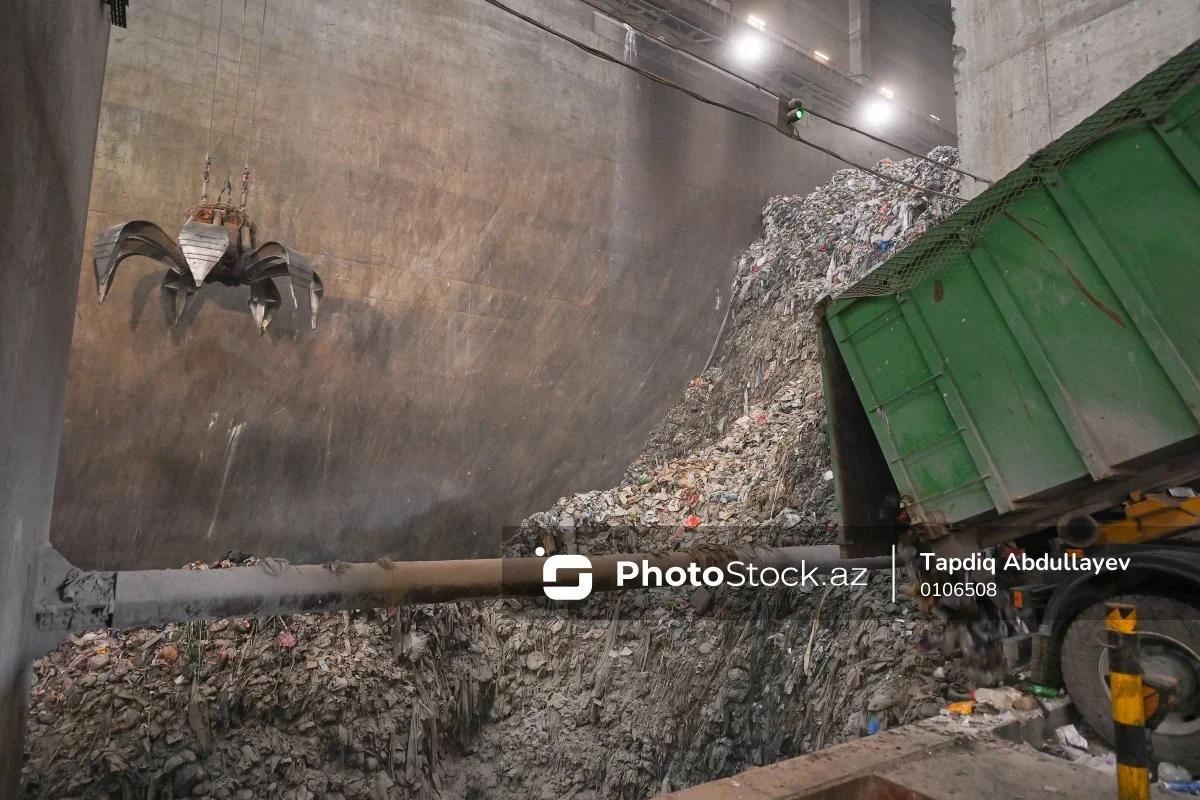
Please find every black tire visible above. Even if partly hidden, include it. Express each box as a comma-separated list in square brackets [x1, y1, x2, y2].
[1061, 594, 1200, 773]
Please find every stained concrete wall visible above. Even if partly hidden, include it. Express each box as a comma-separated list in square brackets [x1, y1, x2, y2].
[737, 0, 852, 64]
[869, 0, 956, 126]
[54, 0, 895, 570]
[0, 0, 109, 790]
[954, 0, 1200, 193]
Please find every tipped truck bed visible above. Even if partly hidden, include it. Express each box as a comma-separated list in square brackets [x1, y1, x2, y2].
[821, 41, 1200, 557]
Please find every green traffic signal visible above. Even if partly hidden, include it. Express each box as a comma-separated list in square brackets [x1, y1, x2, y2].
[786, 98, 805, 123]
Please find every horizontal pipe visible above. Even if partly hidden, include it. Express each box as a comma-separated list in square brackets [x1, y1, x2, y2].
[111, 545, 892, 628]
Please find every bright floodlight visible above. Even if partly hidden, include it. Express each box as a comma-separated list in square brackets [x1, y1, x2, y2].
[864, 99, 893, 125]
[733, 32, 766, 62]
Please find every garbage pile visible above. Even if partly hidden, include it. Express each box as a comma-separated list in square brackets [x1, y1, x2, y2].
[761, 145, 961, 295]
[516, 379, 833, 554]
[23, 149, 973, 799]
[647, 146, 962, 463]
[23, 569, 495, 800]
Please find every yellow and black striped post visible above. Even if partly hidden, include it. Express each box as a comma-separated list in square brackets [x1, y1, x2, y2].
[1106, 602, 1150, 800]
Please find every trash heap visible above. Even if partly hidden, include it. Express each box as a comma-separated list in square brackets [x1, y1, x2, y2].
[23, 558, 496, 800]
[672, 145, 963, 453]
[516, 379, 834, 554]
[23, 149, 974, 800]
[760, 145, 962, 295]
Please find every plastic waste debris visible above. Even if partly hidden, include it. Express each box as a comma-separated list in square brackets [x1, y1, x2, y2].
[1159, 762, 1193, 783]
[1163, 781, 1200, 795]
[972, 686, 1024, 712]
[1054, 724, 1089, 751]
[945, 700, 974, 715]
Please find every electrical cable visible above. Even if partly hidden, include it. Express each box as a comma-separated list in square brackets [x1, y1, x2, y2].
[229, 0, 249, 146]
[801, 107, 991, 184]
[244, 0, 270, 166]
[474, 0, 967, 202]
[572, 0, 993, 185]
[205, 0, 226, 155]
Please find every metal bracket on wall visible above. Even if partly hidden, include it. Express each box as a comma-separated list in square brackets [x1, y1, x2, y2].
[104, 0, 129, 28]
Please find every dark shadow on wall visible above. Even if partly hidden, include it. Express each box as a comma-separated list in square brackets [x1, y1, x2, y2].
[125, 268, 401, 368]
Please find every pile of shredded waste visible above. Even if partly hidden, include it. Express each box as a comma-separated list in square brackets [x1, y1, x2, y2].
[639, 145, 962, 464]
[23, 149, 975, 800]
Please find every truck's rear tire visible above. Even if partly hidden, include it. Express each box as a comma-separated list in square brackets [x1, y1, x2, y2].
[1061, 594, 1200, 773]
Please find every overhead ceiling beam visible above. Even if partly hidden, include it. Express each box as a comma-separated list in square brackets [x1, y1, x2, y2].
[577, 0, 955, 152]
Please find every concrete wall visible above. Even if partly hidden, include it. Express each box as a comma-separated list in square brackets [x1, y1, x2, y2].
[736, 0, 852, 65]
[954, 0, 1200, 191]
[0, 0, 109, 790]
[53, 0, 893, 570]
[869, 0, 956, 126]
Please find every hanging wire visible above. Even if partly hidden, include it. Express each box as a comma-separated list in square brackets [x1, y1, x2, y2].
[229, 0, 249, 146]
[799, 107, 991, 184]
[244, 0, 270, 167]
[205, 0, 227, 155]
[474, 0, 966, 202]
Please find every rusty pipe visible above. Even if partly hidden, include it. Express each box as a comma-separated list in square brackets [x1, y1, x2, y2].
[1056, 511, 1100, 548]
[110, 545, 891, 629]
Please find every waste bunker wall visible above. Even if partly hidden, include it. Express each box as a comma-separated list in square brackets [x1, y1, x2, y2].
[55, 0, 905, 570]
[1, 0, 110, 787]
[951, 0, 1200, 195]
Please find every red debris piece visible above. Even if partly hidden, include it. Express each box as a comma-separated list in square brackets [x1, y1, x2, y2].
[683, 515, 702, 529]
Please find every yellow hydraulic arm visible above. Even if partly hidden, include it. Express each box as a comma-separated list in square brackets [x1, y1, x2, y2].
[1096, 491, 1200, 545]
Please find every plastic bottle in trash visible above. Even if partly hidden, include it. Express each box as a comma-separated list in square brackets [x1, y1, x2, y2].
[1159, 762, 1193, 783]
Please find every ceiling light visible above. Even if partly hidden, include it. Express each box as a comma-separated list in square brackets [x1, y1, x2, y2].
[746, 14, 767, 30]
[878, 86, 895, 100]
[733, 32, 766, 62]
[863, 99, 893, 126]
[929, 114, 941, 121]
[813, 51, 829, 61]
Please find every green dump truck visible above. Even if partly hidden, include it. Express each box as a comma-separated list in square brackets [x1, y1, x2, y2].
[819, 41, 1200, 769]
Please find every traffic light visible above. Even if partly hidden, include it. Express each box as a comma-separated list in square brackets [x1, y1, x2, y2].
[775, 97, 807, 134]
[786, 99, 806, 124]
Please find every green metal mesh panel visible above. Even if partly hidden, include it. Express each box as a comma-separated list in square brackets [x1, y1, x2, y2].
[837, 39, 1200, 299]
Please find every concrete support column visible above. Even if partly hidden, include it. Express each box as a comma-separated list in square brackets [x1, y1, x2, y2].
[952, 0, 1200, 194]
[0, 1, 109, 793]
[848, 0, 870, 79]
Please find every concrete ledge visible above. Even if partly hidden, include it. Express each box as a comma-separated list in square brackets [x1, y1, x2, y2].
[662, 708, 1174, 799]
